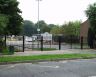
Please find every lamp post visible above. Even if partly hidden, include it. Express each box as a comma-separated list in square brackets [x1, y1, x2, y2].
[36, 0, 42, 34]
[36, 0, 42, 48]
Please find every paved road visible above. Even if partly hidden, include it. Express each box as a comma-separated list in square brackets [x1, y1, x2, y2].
[0, 59, 96, 77]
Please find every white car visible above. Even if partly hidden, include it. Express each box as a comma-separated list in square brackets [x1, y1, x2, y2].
[25, 36, 37, 42]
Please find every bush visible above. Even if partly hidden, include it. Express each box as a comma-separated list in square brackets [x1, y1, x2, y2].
[2, 47, 15, 55]
[87, 28, 95, 48]
[0, 40, 4, 53]
[2, 47, 10, 55]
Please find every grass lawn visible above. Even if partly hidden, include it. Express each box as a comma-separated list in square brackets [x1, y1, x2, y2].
[32, 48, 57, 51]
[72, 43, 89, 49]
[0, 54, 96, 63]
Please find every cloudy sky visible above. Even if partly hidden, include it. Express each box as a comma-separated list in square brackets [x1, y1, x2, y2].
[18, 0, 96, 25]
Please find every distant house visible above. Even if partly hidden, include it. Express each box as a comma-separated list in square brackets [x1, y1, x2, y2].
[80, 20, 90, 42]
[41, 32, 52, 41]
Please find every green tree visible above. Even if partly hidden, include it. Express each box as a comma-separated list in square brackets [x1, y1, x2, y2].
[35, 20, 50, 33]
[22, 20, 36, 36]
[50, 26, 62, 35]
[48, 24, 57, 32]
[85, 3, 96, 48]
[86, 3, 96, 33]
[62, 22, 74, 36]
[61, 21, 80, 36]
[73, 21, 81, 36]
[0, 14, 9, 35]
[0, 0, 23, 35]
[0, 14, 9, 52]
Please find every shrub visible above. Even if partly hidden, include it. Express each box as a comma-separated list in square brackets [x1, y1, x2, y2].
[2, 47, 10, 55]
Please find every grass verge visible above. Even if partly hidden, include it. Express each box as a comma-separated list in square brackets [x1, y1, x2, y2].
[0, 54, 96, 63]
[32, 48, 57, 51]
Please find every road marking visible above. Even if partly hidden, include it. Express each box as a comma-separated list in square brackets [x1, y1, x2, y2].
[7, 65, 15, 69]
[0, 65, 16, 71]
[59, 61, 68, 63]
[39, 65, 60, 68]
[33, 65, 60, 68]
[10, 65, 15, 68]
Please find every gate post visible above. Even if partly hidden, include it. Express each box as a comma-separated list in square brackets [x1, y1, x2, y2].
[23, 35, 25, 52]
[41, 36, 43, 51]
[4, 35, 6, 47]
[70, 35, 72, 49]
[81, 36, 83, 49]
[59, 35, 61, 50]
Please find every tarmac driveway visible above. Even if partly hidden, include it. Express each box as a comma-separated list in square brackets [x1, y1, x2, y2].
[0, 59, 96, 77]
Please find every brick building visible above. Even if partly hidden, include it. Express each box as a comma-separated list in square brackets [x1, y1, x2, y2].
[80, 20, 90, 42]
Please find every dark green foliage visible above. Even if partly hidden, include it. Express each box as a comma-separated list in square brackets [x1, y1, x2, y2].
[61, 21, 81, 36]
[0, 14, 9, 35]
[0, 40, 4, 53]
[22, 20, 80, 36]
[50, 26, 62, 35]
[87, 28, 95, 48]
[22, 20, 53, 35]
[48, 24, 56, 30]
[86, 3, 96, 48]
[86, 3, 96, 33]
[0, 0, 23, 35]
[0, 0, 23, 53]
[2, 47, 10, 55]
[35, 20, 50, 33]
[22, 20, 36, 36]
[50, 21, 81, 36]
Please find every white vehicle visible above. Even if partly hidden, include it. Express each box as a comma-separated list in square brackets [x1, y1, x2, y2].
[25, 36, 37, 42]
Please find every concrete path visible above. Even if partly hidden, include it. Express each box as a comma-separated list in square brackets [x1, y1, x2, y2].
[12, 49, 96, 56]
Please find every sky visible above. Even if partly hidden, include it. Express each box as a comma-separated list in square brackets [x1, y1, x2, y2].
[18, 0, 96, 25]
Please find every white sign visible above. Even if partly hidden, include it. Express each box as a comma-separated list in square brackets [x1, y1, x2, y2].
[25, 36, 32, 42]
[41, 32, 52, 41]
[25, 36, 37, 41]
[37, 28, 40, 31]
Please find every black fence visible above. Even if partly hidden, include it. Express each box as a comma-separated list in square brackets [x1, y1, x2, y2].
[0, 35, 90, 52]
